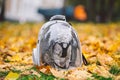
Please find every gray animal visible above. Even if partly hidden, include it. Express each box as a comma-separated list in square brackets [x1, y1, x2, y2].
[33, 15, 87, 69]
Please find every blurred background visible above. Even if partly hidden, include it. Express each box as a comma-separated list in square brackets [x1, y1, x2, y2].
[0, 0, 120, 23]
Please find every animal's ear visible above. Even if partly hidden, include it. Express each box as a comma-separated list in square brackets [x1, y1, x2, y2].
[67, 45, 72, 56]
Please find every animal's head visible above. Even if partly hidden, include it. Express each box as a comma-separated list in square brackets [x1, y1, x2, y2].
[52, 42, 72, 69]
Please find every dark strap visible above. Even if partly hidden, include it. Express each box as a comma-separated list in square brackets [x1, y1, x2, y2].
[82, 54, 88, 65]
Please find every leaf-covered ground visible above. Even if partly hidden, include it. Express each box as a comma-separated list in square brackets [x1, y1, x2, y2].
[0, 22, 120, 80]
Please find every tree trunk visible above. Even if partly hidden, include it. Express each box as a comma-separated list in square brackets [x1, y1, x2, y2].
[87, 0, 96, 22]
[0, 0, 5, 21]
[99, 0, 106, 22]
[107, 0, 115, 22]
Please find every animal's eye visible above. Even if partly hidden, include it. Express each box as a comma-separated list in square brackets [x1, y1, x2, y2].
[54, 43, 62, 55]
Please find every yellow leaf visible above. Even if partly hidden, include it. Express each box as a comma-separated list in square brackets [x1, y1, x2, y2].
[11, 54, 22, 62]
[5, 71, 20, 80]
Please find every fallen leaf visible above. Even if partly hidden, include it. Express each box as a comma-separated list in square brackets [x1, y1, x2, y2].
[5, 71, 20, 80]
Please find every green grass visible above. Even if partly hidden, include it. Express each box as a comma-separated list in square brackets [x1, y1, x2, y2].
[16, 66, 65, 80]
[109, 65, 120, 75]
[0, 68, 21, 78]
[87, 73, 113, 80]
[17, 74, 39, 80]
[17, 71, 65, 80]
[92, 73, 113, 80]
[0, 71, 9, 77]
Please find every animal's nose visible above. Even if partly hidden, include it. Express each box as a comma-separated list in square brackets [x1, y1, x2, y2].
[61, 49, 67, 57]
[61, 43, 68, 57]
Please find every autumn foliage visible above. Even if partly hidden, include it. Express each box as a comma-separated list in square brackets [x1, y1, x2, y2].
[0, 22, 120, 80]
